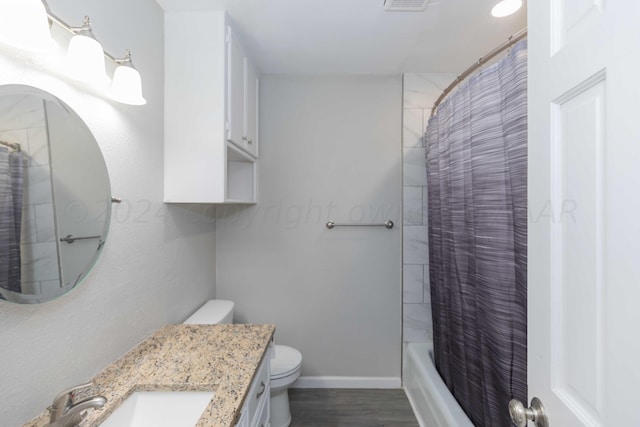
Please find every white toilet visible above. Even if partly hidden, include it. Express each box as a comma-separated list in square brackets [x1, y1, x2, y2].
[184, 300, 302, 427]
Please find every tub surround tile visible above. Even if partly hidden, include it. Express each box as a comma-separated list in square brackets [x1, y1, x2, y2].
[403, 148, 427, 187]
[0, 95, 45, 130]
[423, 265, 431, 304]
[402, 73, 449, 344]
[422, 186, 429, 226]
[403, 186, 423, 226]
[34, 204, 56, 242]
[403, 265, 424, 304]
[403, 73, 456, 109]
[23, 324, 275, 427]
[423, 109, 433, 133]
[39, 280, 63, 296]
[27, 127, 49, 167]
[20, 242, 59, 282]
[403, 226, 429, 265]
[403, 303, 432, 342]
[0, 128, 29, 149]
[23, 165, 53, 205]
[21, 206, 37, 244]
[403, 108, 424, 148]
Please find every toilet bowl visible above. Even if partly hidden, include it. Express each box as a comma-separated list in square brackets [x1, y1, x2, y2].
[270, 344, 302, 427]
[184, 300, 302, 427]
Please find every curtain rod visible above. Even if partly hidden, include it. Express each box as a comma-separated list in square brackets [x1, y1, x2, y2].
[0, 140, 21, 152]
[430, 27, 528, 119]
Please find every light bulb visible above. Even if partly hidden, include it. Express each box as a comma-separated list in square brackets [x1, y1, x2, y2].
[0, 0, 57, 51]
[109, 51, 146, 105]
[491, 0, 523, 18]
[67, 16, 108, 87]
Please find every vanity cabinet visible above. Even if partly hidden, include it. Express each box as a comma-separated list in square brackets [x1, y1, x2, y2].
[236, 346, 271, 427]
[164, 11, 258, 204]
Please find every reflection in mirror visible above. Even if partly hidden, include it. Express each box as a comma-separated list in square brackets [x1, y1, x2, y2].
[0, 85, 111, 304]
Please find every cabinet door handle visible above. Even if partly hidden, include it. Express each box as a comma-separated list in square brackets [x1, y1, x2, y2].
[242, 136, 253, 145]
[256, 381, 265, 399]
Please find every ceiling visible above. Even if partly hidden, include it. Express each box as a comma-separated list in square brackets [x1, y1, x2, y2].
[155, 0, 527, 75]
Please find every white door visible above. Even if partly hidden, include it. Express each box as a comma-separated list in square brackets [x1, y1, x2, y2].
[527, 1, 640, 426]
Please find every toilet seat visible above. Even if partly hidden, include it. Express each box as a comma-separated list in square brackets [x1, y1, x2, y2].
[271, 345, 302, 380]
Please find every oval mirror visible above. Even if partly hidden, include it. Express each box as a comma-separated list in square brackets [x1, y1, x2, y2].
[0, 85, 111, 304]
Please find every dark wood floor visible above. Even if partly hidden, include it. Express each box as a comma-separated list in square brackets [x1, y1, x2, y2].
[288, 388, 420, 427]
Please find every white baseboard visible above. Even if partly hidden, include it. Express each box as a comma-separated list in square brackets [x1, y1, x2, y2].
[293, 376, 401, 389]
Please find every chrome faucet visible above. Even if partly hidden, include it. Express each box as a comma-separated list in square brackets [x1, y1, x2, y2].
[48, 382, 107, 427]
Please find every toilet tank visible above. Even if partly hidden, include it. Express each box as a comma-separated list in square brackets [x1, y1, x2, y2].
[183, 300, 234, 324]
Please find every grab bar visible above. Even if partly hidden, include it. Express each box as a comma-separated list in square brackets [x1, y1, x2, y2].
[60, 235, 102, 244]
[326, 220, 394, 230]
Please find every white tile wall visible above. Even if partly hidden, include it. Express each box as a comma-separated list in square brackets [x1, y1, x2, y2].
[402, 72, 455, 343]
[403, 303, 432, 342]
[403, 226, 429, 265]
[403, 73, 457, 109]
[403, 264, 424, 303]
[34, 204, 56, 242]
[27, 127, 50, 167]
[403, 148, 428, 187]
[20, 242, 60, 283]
[403, 186, 423, 226]
[403, 108, 423, 148]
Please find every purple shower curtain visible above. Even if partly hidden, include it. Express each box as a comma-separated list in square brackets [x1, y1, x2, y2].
[0, 146, 25, 294]
[425, 39, 528, 427]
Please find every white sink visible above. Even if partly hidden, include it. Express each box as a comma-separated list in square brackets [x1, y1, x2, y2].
[99, 391, 214, 427]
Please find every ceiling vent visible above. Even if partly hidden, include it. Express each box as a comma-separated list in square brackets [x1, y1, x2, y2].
[383, 0, 431, 11]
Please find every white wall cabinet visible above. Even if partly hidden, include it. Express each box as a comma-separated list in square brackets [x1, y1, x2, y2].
[164, 11, 258, 204]
[226, 29, 259, 159]
[243, 59, 259, 158]
[236, 347, 271, 427]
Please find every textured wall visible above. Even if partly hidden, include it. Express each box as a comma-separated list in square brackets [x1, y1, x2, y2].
[402, 73, 455, 342]
[0, 1, 216, 425]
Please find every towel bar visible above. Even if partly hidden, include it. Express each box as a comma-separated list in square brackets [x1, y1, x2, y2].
[325, 220, 394, 230]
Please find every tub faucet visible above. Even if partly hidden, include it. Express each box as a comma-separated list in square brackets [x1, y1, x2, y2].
[48, 382, 107, 427]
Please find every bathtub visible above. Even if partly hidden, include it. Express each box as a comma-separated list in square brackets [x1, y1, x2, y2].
[403, 342, 474, 427]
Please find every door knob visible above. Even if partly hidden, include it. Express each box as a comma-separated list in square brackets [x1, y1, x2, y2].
[509, 397, 548, 427]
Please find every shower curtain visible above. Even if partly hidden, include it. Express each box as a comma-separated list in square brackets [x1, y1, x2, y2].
[425, 39, 528, 427]
[0, 146, 25, 294]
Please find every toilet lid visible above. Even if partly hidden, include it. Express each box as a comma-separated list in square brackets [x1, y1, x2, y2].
[271, 345, 302, 379]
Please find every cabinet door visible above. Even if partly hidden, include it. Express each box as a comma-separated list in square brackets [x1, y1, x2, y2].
[244, 58, 259, 158]
[251, 385, 270, 427]
[235, 408, 249, 427]
[227, 29, 245, 149]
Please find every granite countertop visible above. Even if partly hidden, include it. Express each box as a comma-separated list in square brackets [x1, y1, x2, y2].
[23, 324, 275, 427]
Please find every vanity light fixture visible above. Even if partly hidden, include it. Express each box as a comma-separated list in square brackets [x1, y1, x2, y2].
[109, 50, 147, 105]
[0, 0, 146, 106]
[0, 0, 57, 51]
[491, 0, 523, 18]
[66, 16, 109, 87]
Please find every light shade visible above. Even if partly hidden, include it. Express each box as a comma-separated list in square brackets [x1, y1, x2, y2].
[109, 51, 146, 105]
[67, 17, 108, 87]
[491, 0, 523, 17]
[0, 0, 57, 51]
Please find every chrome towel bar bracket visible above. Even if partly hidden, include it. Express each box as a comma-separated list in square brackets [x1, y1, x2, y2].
[326, 220, 394, 230]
